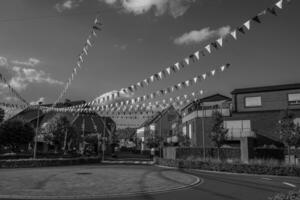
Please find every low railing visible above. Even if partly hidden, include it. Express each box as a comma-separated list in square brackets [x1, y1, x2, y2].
[226, 128, 255, 140]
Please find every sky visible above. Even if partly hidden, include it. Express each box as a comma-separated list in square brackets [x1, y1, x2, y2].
[0, 0, 299, 109]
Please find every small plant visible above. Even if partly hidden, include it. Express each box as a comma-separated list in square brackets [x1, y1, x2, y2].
[209, 111, 228, 161]
[269, 190, 300, 200]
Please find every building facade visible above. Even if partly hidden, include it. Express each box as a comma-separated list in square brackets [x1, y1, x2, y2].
[182, 83, 300, 150]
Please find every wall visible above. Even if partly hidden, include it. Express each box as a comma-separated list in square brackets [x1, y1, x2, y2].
[229, 110, 300, 141]
[235, 89, 300, 112]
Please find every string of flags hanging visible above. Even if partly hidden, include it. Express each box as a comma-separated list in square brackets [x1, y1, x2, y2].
[0, 102, 27, 110]
[90, 0, 289, 105]
[0, 73, 29, 106]
[51, 13, 103, 107]
[69, 63, 229, 111]
[40, 88, 204, 117]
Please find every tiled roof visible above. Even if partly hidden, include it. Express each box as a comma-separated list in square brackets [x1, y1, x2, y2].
[231, 83, 300, 94]
[181, 93, 231, 111]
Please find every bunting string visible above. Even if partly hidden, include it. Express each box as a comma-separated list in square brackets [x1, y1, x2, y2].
[90, 0, 290, 105]
[51, 13, 103, 107]
[0, 73, 29, 106]
[71, 63, 229, 111]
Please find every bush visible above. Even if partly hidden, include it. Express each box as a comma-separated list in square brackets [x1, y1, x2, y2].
[0, 157, 101, 168]
[155, 158, 300, 177]
[269, 191, 300, 200]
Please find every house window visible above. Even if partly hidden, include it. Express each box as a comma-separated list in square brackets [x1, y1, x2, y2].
[288, 93, 300, 105]
[182, 126, 187, 136]
[245, 96, 262, 107]
[188, 123, 192, 139]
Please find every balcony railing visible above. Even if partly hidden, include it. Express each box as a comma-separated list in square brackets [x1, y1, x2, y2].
[226, 128, 255, 140]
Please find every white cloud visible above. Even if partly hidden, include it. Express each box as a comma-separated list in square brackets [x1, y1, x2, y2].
[30, 97, 45, 105]
[174, 26, 231, 45]
[9, 66, 64, 91]
[55, 0, 83, 12]
[55, 0, 195, 18]
[102, 0, 196, 18]
[0, 56, 8, 67]
[11, 58, 40, 67]
[95, 90, 133, 106]
[114, 44, 128, 50]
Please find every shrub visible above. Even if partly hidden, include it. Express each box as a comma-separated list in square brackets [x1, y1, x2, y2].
[0, 157, 101, 168]
[269, 191, 300, 200]
[155, 158, 300, 177]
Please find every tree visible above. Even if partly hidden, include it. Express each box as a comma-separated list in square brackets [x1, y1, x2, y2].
[41, 114, 79, 153]
[0, 118, 34, 152]
[277, 110, 299, 164]
[209, 111, 228, 160]
[0, 107, 5, 124]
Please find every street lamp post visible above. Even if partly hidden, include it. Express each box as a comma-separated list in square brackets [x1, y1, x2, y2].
[33, 102, 42, 159]
[201, 103, 206, 160]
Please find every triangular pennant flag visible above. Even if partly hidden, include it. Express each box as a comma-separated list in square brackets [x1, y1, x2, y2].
[244, 20, 251, 30]
[193, 77, 198, 83]
[184, 58, 189, 65]
[158, 71, 163, 79]
[211, 70, 216, 76]
[230, 30, 237, 40]
[267, 7, 277, 16]
[211, 42, 218, 49]
[174, 62, 180, 70]
[216, 38, 223, 47]
[202, 73, 207, 80]
[93, 26, 101, 30]
[275, 0, 283, 9]
[252, 16, 261, 23]
[87, 39, 92, 47]
[221, 65, 226, 71]
[205, 44, 211, 53]
[150, 75, 155, 82]
[166, 67, 171, 75]
[194, 51, 200, 60]
[83, 47, 88, 55]
[91, 30, 97, 37]
[238, 26, 245, 34]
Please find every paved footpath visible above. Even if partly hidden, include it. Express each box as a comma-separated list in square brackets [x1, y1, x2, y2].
[0, 164, 299, 200]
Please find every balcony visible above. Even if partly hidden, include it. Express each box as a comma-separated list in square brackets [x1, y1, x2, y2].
[182, 108, 231, 123]
[226, 128, 256, 140]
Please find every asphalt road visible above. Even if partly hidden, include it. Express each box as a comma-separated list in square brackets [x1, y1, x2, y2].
[0, 164, 299, 200]
[109, 166, 300, 200]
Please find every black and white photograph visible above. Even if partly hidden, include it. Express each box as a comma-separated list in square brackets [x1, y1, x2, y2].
[0, 0, 299, 199]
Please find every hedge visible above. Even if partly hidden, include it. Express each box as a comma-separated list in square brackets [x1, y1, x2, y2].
[0, 157, 101, 168]
[155, 158, 300, 177]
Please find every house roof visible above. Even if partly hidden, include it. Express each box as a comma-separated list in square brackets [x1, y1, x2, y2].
[231, 83, 300, 95]
[181, 93, 231, 111]
[139, 106, 178, 128]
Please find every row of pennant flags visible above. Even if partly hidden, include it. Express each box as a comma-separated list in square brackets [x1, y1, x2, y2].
[90, 0, 290, 105]
[0, 0, 291, 120]
[0, 73, 29, 106]
[63, 64, 228, 111]
[40, 89, 205, 116]
[52, 13, 103, 107]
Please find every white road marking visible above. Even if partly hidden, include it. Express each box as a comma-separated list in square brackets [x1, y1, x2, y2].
[261, 177, 272, 181]
[283, 182, 296, 188]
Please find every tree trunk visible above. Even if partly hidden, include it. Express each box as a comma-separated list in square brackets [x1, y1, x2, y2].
[217, 147, 220, 161]
[287, 145, 291, 164]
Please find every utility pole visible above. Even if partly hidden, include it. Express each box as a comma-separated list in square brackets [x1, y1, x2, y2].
[102, 117, 106, 161]
[33, 102, 42, 159]
[201, 103, 206, 160]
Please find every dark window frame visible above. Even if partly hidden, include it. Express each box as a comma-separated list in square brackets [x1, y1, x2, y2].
[287, 93, 300, 105]
[244, 96, 262, 108]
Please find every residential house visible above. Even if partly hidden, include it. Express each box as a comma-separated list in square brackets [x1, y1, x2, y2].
[136, 106, 180, 150]
[181, 94, 232, 147]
